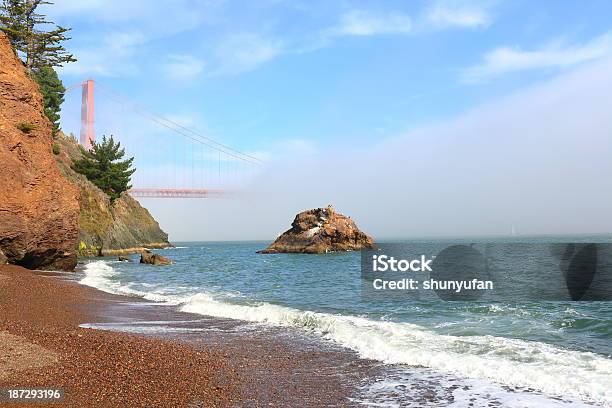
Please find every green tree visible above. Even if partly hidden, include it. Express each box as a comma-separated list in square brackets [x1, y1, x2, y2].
[0, 0, 76, 72]
[31, 65, 64, 134]
[72, 135, 136, 202]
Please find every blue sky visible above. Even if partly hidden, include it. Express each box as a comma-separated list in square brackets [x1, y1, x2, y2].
[48, 0, 612, 155]
[41, 1, 612, 240]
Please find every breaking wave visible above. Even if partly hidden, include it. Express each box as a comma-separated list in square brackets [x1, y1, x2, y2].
[79, 260, 612, 405]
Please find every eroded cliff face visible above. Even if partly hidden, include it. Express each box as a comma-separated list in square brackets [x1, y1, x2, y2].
[0, 33, 80, 270]
[54, 133, 170, 256]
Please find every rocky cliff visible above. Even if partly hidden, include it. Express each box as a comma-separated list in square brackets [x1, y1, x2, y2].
[54, 133, 170, 256]
[0, 31, 169, 268]
[0, 33, 80, 270]
[258, 207, 375, 254]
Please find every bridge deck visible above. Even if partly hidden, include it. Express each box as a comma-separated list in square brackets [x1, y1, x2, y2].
[128, 188, 225, 198]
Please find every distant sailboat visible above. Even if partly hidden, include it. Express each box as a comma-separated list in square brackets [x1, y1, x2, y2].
[511, 225, 517, 237]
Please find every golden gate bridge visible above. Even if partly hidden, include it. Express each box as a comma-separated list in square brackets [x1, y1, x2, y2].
[69, 79, 262, 198]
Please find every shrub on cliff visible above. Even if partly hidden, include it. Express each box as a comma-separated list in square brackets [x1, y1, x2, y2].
[72, 135, 136, 202]
[16, 121, 36, 133]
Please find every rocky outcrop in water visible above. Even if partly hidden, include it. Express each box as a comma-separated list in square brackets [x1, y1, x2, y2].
[258, 207, 375, 254]
[0, 33, 80, 270]
[53, 133, 171, 257]
[140, 250, 172, 265]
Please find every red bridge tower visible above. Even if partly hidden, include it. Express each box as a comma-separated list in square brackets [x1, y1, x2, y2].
[80, 79, 95, 150]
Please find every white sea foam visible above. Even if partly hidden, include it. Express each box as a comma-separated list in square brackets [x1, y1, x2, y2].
[79, 260, 612, 406]
[179, 293, 611, 404]
[79, 261, 182, 304]
[79, 260, 120, 292]
[354, 368, 599, 407]
[79, 322, 220, 334]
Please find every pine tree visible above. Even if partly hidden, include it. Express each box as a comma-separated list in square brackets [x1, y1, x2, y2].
[0, 0, 76, 72]
[0, 0, 26, 51]
[31, 65, 64, 135]
[72, 135, 136, 202]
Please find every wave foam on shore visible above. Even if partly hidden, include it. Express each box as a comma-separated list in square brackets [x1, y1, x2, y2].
[79, 260, 611, 406]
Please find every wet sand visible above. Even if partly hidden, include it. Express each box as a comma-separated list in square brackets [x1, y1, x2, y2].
[0, 265, 375, 407]
[1, 264, 581, 408]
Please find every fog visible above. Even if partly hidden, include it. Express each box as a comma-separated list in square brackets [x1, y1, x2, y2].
[141, 58, 612, 242]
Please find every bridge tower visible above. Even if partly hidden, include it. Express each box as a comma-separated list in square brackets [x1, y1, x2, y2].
[80, 79, 95, 150]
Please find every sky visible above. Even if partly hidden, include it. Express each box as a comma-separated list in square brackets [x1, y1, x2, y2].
[45, 0, 612, 241]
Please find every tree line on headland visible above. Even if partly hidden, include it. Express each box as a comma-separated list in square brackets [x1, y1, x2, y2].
[1, 0, 134, 200]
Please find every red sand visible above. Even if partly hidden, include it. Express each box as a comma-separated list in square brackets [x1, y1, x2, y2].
[0, 265, 234, 407]
[0, 265, 370, 407]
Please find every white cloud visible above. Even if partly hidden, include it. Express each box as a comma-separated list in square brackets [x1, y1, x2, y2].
[48, 0, 211, 28]
[44, 0, 108, 17]
[332, 10, 412, 36]
[424, 0, 491, 29]
[52, 1, 496, 78]
[462, 31, 612, 83]
[156, 56, 612, 241]
[59, 30, 146, 77]
[276, 138, 317, 156]
[327, 2, 491, 39]
[49, 1, 216, 78]
[162, 55, 206, 80]
[211, 33, 283, 75]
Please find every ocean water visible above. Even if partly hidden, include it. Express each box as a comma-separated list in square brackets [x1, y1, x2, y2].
[77, 239, 612, 407]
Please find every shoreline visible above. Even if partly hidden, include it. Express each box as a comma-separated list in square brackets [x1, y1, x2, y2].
[2, 260, 606, 407]
[0, 264, 234, 407]
[78, 242, 173, 258]
[0, 264, 373, 407]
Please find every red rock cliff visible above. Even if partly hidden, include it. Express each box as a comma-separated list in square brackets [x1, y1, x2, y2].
[0, 33, 79, 270]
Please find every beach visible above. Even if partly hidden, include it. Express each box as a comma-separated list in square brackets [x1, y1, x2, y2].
[0, 264, 233, 407]
[3, 243, 608, 407]
[1, 2, 611, 406]
[0, 264, 372, 407]
[70, 243, 611, 407]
